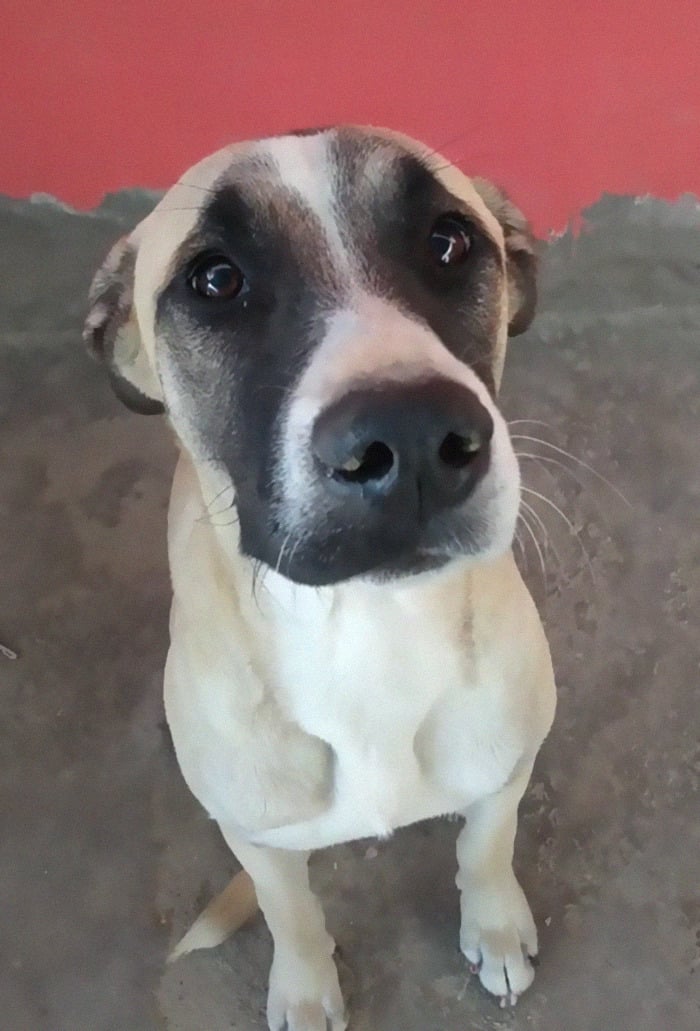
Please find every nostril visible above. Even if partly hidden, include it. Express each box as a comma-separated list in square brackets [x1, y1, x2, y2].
[334, 441, 395, 484]
[438, 431, 483, 470]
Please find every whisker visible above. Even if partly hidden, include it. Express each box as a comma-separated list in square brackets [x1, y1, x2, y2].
[431, 513, 470, 559]
[426, 158, 458, 177]
[516, 451, 587, 492]
[513, 525, 528, 571]
[205, 486, 239, 526]
[209, 501, 237, 523]
[211, 513, 240, 528]
[250, 558, 268, 608]
[511, 434, 631, 508]
[517, 509, 547, 590]
[197, 483, 235, 523]
[520, 497, 564, 576]
[431, 129, 472, 156]
[448, 529, 464, 555]
[508, 418, 554, 431]
[520, 485, 576, 533]
[398, 131, 473, 180]
[207, 501, 236, 522]
[520, 485, 598, 588]
[274, 532, 293, 575]
[285, 535, 304, 577]
[174, 181, 219, 194]
[206, 500, 240, 528]
[147, 206, 206, 215]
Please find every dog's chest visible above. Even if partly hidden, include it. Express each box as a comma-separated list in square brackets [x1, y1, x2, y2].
[252, 583, 524, 850]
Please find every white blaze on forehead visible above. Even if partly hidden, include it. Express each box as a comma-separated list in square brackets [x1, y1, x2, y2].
[253, 132, 353, 272]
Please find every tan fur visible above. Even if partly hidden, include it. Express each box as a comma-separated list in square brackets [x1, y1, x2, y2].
[85, 127, 554, 1030]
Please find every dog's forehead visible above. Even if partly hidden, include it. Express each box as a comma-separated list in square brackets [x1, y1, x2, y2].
[133, 128, 502, 299]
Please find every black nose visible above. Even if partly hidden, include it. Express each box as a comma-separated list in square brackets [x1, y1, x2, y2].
[311, 377, 494, 515]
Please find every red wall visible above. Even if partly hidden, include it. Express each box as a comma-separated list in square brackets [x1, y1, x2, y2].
[2, 1, 698, 233]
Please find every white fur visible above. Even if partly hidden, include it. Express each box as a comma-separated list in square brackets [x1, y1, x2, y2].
[260, 134, 352, 271]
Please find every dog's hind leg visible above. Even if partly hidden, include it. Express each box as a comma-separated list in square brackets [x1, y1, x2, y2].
[218, 829, 346, 1031]
[456, 761, 539, 1006]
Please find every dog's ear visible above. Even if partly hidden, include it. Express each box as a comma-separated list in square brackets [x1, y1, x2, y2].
[83, 235, 165, 414]
[472, 179, 537, 336]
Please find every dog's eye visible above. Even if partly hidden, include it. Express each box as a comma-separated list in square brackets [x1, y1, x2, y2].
[188, 255, 244, 299]
[429, 215, 473, 267]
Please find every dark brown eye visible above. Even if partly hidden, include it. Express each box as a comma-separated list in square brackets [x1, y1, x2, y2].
[188, 255, 244, 299]
[429, 215, 473, 267]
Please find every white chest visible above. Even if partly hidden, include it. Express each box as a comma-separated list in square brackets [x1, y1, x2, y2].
[165, 488, 551, 854]
[246, 577, 527, 850]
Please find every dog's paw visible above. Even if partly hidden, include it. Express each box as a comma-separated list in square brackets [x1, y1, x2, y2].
[459, 872, 538, 1005]
[267, 947, 347, 1031]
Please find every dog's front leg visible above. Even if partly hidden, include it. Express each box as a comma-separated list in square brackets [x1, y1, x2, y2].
[220, 827, 346, 1031]
[456, 762, 538, 1005]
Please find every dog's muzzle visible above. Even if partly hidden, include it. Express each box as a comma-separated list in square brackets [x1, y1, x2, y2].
[311, 377, 493, 518]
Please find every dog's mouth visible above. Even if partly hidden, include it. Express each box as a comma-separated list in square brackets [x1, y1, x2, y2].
[233, 440, 517, 588]
[251, 508, 495, 587]
[272, 544, 453, 588]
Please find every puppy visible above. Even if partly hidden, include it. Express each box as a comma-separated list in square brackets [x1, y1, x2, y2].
[84, 126, 556, 1030]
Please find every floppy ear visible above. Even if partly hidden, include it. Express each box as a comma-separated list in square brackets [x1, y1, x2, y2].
[83, 235, 165, 414]
[472, 179, 537, 336]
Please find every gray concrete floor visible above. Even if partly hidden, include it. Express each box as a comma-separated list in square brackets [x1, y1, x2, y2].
[1, 190, 699, 1031]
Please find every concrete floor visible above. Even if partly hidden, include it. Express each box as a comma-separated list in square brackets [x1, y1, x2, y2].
[2, 189, 699, 1031]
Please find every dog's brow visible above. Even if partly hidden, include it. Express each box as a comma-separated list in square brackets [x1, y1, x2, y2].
[157, 174, 349, 302]
[157, 182, 257, 283]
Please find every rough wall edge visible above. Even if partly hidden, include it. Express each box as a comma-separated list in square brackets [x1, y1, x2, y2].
[1, 189, 698, 237]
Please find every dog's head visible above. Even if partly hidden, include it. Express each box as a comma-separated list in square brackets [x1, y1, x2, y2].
[84, 127, 535, 586]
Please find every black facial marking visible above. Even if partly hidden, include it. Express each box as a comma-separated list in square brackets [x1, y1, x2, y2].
[154, 133, 512, 584]
[156, 171, 346, 565]
[328, 132, 503, 392]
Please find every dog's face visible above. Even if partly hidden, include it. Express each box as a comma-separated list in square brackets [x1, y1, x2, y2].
[84, 127, 536, 586]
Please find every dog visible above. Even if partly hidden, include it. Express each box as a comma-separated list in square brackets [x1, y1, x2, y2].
[84, 126, 556, 1030]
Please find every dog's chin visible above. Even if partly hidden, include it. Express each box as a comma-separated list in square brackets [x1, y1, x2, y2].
[357, 549, 455, 585]
[245, 529, 511, 589]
